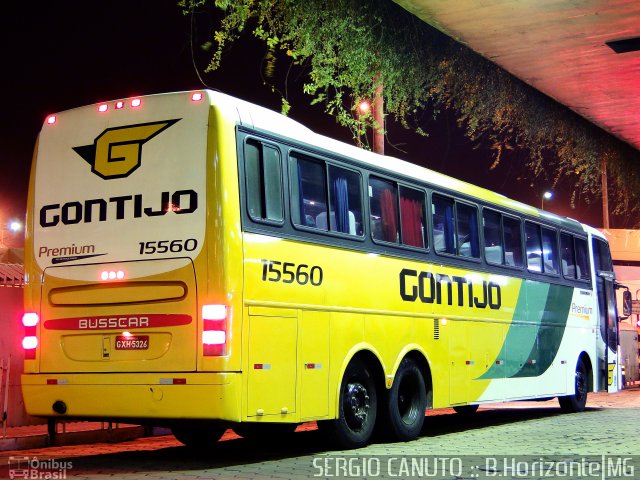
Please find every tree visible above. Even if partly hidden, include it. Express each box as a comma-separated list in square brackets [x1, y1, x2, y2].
[180, 0, 640, 225]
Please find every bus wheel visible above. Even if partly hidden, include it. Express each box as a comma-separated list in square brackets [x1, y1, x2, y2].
[319, 357, 377, 449]
[172, 425, 226, 449]
[232, 423, 297, 441]
[453, 405, 479, 416]
[383, 357, 426, 441]
[558, 360, 588, 413]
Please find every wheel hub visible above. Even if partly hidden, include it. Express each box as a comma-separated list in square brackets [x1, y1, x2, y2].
[344, 382, 370, 430]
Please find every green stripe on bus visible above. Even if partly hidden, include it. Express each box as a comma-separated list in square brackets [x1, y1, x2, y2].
[479, 282, 573, 380]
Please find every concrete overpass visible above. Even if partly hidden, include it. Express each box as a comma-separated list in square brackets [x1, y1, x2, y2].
[395, 0, 640, 152]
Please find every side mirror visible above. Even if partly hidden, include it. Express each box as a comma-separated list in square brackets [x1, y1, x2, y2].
[622, 289, 632, 318]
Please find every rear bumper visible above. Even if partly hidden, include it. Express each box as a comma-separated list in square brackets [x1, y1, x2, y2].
[21, 372, 241, 422]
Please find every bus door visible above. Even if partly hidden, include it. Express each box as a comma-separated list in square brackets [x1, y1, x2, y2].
[593, 238, 620, 393]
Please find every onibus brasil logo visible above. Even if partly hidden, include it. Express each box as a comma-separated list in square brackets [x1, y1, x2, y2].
[73, 119, 180, 179]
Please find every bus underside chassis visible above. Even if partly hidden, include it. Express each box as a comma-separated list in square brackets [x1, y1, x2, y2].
[318, 355, 429, 449]
[557, 358, 589, 413]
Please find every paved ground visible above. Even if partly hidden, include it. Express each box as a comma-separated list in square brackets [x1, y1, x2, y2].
[1, 388, 639, 479]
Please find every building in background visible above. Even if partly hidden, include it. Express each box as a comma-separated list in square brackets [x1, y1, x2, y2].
[601, 229, 640, 385]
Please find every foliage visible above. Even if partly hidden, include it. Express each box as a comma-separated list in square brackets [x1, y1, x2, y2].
[179, 0, 640, 225]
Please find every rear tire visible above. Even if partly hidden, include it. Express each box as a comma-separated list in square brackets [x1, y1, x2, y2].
[381, 357, 426, 441]
[172, 425, 226, 449]
[318, 357, 377, 449]
[558, 360, 588, 413]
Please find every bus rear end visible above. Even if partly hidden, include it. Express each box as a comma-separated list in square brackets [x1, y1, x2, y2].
[21, 91, 243, 430]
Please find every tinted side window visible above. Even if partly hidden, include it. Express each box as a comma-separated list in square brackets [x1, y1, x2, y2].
[327, 165, 363, 236]
[369, 177, 399, 244]
[503, 216, 523, 267]
[290, 156, 327, 229]
[432, 194, 455, 255]
[457, 203, 480, 258]
[483, 209, 502, 265]
[541, 227, 559, 275]
[399, 186, 427, 249]
[245, 140, 283, 223]
[560, 233, 576, 278]
[575, 237, 591, 281]
[593, 238, 613, 273]
[525, 222, 542, 272]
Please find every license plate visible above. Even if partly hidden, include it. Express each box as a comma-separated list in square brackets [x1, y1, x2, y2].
[115, 335, 149, 350]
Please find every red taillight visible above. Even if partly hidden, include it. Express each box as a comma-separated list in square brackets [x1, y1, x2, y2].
[202, 305, 227, 356]
[22, 312, 39, 359]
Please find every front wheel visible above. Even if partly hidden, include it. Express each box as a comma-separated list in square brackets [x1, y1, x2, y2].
[381, 357, 426, 441]
[318, 357, 377, 449]
[558, 360, 588, 413]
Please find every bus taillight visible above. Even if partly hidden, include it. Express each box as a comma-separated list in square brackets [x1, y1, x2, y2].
[202, 304, 227, 356]
[22, 312, 39, 359]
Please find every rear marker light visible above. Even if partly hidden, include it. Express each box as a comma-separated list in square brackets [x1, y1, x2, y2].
[131, 98, 142, 108]
[115, 101, 124, 109]
[46, 115, 57, 125]
[191, 92, 203, 102]
[98, 104, 108, 112]
[159, 378, 187, 385]
[22, 336, 38, 350]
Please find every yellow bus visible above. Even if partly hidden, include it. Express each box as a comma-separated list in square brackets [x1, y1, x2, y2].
[21, 90, 629, 449]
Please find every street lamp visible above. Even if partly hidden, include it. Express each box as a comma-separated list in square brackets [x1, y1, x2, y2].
[1, 219, 22, 246]
[541, 191, 553, 210]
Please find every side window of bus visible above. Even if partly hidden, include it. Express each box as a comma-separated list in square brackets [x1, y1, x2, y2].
[432, 194, 479, 258]
[574, 237, 591, 281]
[503, 216, 523, 267]
[560, 233, 576, 278]
[369, 177, 399, 244]
[327, 165, 363, 236]
[593, 238, 613, 273]
[561, 234, 590, 281]
[432, 194, 455, 254]
[541, 227, 559, 274]
[525, 222, 559, 275]
[525, 222, 542, 272]
[483, 209, 522, 267]
[399, 186, 427, 249]
[457, 202, 480, 258]
[290, 155, 327, 229]
[290, 154, 363, 236]
[245, 140, 284, 223]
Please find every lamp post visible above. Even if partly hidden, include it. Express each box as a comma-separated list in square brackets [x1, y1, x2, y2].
[541, 191, 553, 210]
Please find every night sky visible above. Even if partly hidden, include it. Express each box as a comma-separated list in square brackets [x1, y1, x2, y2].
[0, 0, 605, 238]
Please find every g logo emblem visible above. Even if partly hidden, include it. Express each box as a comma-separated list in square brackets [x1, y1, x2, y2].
[73, 119, 179, 179]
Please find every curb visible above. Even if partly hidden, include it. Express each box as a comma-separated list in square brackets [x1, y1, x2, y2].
[0, 426, 160, 451]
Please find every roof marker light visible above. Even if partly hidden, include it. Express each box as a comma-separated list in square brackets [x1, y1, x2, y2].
[98, 104, 108, 113]
[46, 115, 57, 125]
[191, 92, 203, 102]
[131, 98, 142, 108]
[115, 101, 124, 109]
